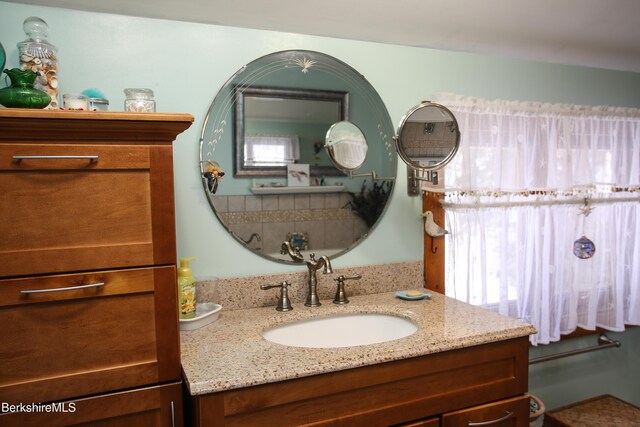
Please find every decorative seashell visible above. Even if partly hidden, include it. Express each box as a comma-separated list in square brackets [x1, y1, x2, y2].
[20, 63, 30, 71]
[49, 78, 58, 89]
[31, 65, 39, 72]
[34, 58, 41, 65]
[20, 54, 34, 62]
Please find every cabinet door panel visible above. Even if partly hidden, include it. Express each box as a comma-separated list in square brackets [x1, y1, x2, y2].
[0, 381, 183, 427]
[0, 144, 175, 276]
[400, 418, 440, 427]
[441, 395, 529, 427]
[0, 266, 180, 404]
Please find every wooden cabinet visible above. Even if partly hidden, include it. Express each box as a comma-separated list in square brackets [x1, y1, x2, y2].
[1, 382, 183, 427]
[441, 395, 529, 426]
[0, 109, 193, 426]
[191, 336, 530, 426]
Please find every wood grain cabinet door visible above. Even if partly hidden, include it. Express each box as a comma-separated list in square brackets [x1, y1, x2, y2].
[0, 143, 176, 277]
[400, 418, 440, 427]
[0, 266, 180, 404]
[0, 381, 183, 427]
[441, 395, 530, 427]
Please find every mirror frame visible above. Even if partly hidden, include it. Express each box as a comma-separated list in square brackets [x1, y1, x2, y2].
[234, 86, 350, 177]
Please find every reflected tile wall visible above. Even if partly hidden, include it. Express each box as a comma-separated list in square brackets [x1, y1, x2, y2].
[215, 192, 366, 255]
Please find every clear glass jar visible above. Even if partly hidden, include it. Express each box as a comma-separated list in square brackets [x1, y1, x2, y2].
[17, 17, 59, 109]
[124, 88, 155, 112]
[63, 93, 89, 110]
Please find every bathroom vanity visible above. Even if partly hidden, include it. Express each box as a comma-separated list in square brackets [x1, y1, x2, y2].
[181, 291, 536, 426]
[0, 109, 193, 426]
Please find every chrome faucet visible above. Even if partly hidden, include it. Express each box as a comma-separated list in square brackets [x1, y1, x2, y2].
[304, 253, 333, 307]
[280, 241, 304, 262]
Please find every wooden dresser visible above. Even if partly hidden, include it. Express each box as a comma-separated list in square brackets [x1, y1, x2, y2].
[0, 109, 193, 426]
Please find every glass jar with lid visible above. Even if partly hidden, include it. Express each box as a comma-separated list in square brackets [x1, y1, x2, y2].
[17, 16, 59, 109]
[124, 88, 156, 112]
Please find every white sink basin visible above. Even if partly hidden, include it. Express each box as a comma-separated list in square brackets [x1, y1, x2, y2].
[263, 313, 418, 348]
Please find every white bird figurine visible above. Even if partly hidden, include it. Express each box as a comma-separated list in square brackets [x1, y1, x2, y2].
[422, 211, 449, 237]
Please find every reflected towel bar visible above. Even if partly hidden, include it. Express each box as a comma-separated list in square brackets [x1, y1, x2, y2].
[529, 333, 621, 365]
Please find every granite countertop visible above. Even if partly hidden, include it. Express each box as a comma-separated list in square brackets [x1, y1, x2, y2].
[180, 291, 536, 396]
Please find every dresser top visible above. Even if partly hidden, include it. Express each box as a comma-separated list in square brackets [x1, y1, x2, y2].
[0, 108, 194, 143]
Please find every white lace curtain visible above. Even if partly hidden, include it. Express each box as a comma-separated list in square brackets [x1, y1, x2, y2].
[432, 93, 640, 345]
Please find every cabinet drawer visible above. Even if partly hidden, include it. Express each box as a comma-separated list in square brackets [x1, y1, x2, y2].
[0, 381, 183, 427]
[441, 395, 529, 427]
[0, 143, 176, 277]
[0, 266, 180, 404]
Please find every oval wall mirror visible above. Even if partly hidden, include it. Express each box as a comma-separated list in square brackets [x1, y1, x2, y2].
[325, 121, 368, 173]
[200, 50, 396, 264]
[396, 102, 460, 170]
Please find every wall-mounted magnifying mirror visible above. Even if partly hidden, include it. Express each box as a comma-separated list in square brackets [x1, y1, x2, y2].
[200, 50, 396, 264]
[325, 121, 368, 173]
[395, 102, 461, 196]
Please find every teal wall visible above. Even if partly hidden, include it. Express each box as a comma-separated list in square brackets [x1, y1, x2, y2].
[529, 328, 640, 408]
[1, 1, 639, 410]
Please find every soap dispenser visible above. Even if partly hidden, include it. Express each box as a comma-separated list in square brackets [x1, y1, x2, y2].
[177, 258, 197, 319]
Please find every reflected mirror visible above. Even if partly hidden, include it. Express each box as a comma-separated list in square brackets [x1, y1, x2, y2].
[325, 121, 368, 173]
[235, 86, 349, 176]
[200, 50, 396, 264]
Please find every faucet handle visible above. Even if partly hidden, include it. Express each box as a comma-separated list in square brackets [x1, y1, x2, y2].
[260, 281, 293, 312]
[332, 274, 362, 305]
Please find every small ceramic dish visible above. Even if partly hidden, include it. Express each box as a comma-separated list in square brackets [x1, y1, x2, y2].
[179, 303, 222, 331]
[395, 290, 432, 301]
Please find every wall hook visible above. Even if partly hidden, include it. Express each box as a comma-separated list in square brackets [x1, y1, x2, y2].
[430, 236, 437, 254]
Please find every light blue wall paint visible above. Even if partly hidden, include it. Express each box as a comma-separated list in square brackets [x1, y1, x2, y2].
[2, 2, 640, 409]
[529, 328, 640, 408]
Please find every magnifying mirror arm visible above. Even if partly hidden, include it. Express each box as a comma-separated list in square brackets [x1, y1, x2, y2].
[348, 170, 396, 181]
[407, 167, 439, 197]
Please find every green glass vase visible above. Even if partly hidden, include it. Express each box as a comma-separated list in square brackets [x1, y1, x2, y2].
[0, 41, 6, 74]
[0, 68, 51, 109]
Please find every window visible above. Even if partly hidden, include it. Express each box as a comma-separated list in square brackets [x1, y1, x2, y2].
[432, 93, 640, 345]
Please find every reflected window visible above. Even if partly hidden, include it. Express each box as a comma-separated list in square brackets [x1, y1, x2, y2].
[244, 135, 300, 166]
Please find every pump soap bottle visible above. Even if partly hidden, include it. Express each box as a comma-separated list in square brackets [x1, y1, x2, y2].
[178, 258, 197, 319]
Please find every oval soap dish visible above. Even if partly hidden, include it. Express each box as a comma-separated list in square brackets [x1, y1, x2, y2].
[179, 303, 222, 331]
[395, 290, 431, 301]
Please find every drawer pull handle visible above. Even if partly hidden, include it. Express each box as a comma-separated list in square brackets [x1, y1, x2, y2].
[13, 155, 99, 161]
[21, 282, 105, 294]
[468, 411, 514, 426]
[170, 400, 176, 427]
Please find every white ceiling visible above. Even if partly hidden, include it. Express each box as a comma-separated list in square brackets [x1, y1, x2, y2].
[7, 0, 640, 72]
